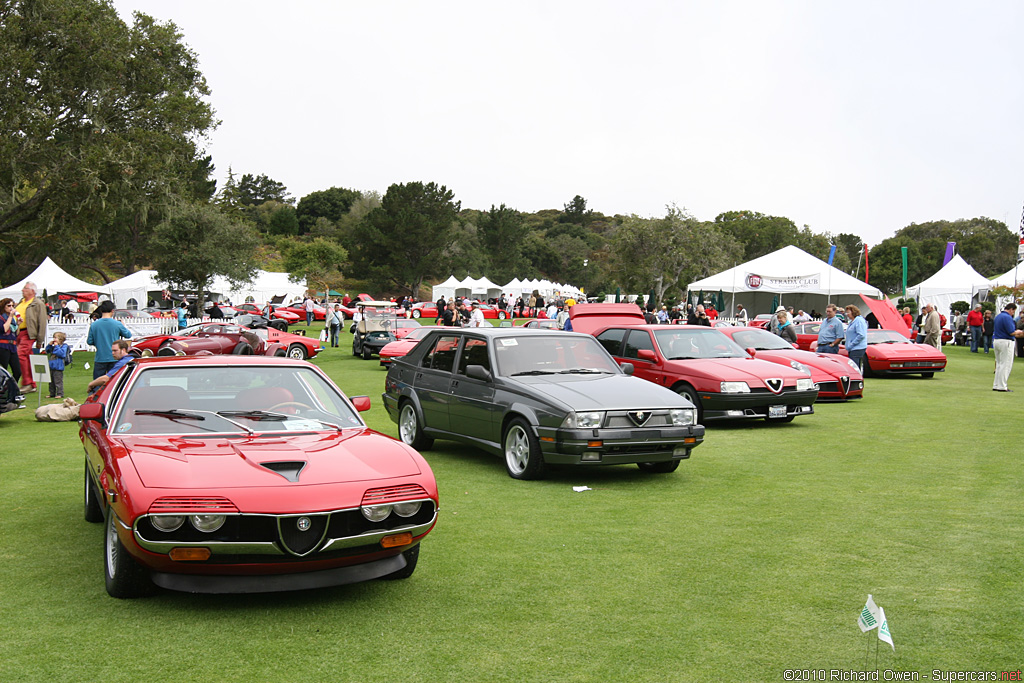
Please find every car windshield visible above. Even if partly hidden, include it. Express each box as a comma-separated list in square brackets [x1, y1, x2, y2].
[494, 335, 620, 376]
[653, 328, 747, 359]
[867, 329, 912, 344]
[111, 365, 364, 435]
[727, 328, 795, 350]
[404, 327, 432, 341]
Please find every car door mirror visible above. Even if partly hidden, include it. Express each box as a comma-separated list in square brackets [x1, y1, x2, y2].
[466, 365, 492, 382]
[620, 363, 634, 375]
[637, 349, 657, 361]
[745, 347, 757, 358]
[80, 402, 105, 424]
[350, 396, 371, 412]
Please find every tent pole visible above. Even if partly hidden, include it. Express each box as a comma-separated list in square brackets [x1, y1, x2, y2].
[730, 263, 736, 320]
[854, 247, 863, 280]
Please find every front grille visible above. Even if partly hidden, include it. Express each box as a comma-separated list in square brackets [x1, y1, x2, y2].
[604, 443, 677, 455]
[816, 382, 838, 393]
[605, 411, 675, 429]
[278, 514, 329, 556]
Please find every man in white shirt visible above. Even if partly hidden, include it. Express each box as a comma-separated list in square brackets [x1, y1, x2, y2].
[467, 301, 485, 328]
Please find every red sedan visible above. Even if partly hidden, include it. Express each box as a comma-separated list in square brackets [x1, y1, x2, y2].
[716, 326, 864, 401]
[79, 355, 438, 597]
[132, 322, 323, 360]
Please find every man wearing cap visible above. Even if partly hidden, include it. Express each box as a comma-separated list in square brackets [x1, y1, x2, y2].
[466, 300, 485, 328]
[992, 302, 1023, 392]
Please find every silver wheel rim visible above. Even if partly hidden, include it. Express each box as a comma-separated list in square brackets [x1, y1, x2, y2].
[399, 405, 417, 446]
[105, 514, 118, 578]
[505, 425, 529, 474]
[412, 311, 420, 318]
[288, 346, 305, 359]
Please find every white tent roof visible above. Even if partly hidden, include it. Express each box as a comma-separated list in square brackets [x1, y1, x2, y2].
[0, 257, 110, 300]
[107, 269, 307, 309]
[989, 263, 1024, 288]
[908, 254, 992, 313]
[688, 245, 881, 296]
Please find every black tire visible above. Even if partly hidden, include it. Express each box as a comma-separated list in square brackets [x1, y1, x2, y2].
[398, 401, 434, 450]
[274, 348, 287, 357]
[232, 342, 253, 355]
[381, 544, 419, 581]
[269, 320, 288, 331]
[921, 372, 934, 378]
[676, 385, 703, 424]
[104, 508, 153, 598]
[503, 417, 545, 480]
[362, 346, 373, 360]
[84, 461, 103, 523]
[637, 460, 681, 473]
[411, 309, 421, 319]
[352, 340, 360, 357]
[287, 344, 307, 360]
[156, 345, 176, 357]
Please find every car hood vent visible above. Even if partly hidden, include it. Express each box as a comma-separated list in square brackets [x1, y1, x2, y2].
[259, 461, 307, 482]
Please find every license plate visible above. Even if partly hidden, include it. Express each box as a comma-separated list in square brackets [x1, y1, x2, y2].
[768, 405, 787, 418]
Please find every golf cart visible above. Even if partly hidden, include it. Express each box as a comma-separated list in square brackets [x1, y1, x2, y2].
[353, 301, 400, 359]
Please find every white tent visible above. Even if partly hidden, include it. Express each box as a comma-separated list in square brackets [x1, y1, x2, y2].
[107, 270, 166, 309]
[0, 257, 110, 301]
[907, 254, 992, 315]
[687, 245, 882, 316]
[990, 263, 1024, 289]
[108, 269, 307, 309]
[430, 276, 462, 302]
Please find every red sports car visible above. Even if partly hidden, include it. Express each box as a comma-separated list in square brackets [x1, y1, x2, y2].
[132, 321, 323, 360]
[379, 326, 433, 366]
[747, 314, 774, 329]
[392, 319, 422, 339]
[840, 328, 947, 377]
[791, 322, 823, 351]
[409, 302, 439, 319]
[717, 326, 864, 401]
[570, 304, 818, 423]
[235, 303, 301, 325]
[79, 355, 438, 597]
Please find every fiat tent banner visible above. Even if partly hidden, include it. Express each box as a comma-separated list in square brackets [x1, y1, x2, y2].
[744, 272, 821, 292]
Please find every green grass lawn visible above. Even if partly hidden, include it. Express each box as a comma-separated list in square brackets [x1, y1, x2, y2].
[1, 328, 1021, 682]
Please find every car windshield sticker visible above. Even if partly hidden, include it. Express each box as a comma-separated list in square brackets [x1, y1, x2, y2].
[283, 419, 323, 431]
[500, 338, 518, 346]
[117, 423, 132, 432]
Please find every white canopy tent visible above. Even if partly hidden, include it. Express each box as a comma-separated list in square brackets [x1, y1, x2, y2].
[907, 254, 992, 315]
[989, 263, 1024, 289]
[108, 270, 307, 309]
[431, 275, 584, 302]
[687, 245, 882, 316]
[0, 257, 110, 301]
[430, 276, 462, 302]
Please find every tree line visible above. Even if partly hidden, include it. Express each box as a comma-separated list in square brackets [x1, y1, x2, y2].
[2, 0, 1018, 307]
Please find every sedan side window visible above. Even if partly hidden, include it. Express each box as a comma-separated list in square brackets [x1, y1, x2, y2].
[456, 338, 490, 376]
[596, 328, 627, 356]
[623, 329, 655, 359]
[422, 335, 460, 372]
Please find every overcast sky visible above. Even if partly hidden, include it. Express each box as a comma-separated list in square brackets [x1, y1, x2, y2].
[111, 0, 1024, 246]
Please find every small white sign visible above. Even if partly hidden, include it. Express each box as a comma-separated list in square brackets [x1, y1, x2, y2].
[30, 354, 51, 384]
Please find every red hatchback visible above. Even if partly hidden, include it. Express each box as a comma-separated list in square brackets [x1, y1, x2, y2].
[79, 356, 438, 597]
[716, 326, 864, 401]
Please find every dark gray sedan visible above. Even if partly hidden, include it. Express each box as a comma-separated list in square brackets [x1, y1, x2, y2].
[383, 328, 705, 479]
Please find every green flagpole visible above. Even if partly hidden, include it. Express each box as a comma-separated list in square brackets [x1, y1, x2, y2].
[901, 247, 908, 298]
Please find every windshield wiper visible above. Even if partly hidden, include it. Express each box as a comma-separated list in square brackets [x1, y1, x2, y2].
[557, 368, 607, 374]
[218, 410, 342, 433]
[667, 356, 698, 360]
[134, 409, 205, 420]
[511, 370, 558, 376]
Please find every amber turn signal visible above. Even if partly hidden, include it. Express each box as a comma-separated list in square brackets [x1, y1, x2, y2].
[169, 547, 212, 562]
[380, 532, 413, 548]
[587, 440, 603, 448]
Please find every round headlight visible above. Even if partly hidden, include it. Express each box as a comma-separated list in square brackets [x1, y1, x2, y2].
[151, 515, 184, 532]
[393, 501, 422, 518]
[190, 514, 225, 533]
[361, 504, 392, 522]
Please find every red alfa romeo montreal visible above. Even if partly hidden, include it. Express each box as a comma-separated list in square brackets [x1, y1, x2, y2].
[80, 355, 438, 598]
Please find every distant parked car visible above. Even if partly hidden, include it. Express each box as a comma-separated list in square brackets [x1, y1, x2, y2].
[113, 309, 154, 319]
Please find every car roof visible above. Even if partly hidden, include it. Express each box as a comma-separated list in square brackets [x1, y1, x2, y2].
[131, 355, 312, 368]
[424, 326, 588, 339]
[358, 301, 397, 307]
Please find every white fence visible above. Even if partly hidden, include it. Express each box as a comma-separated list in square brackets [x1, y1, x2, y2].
[49, 317, 205, 353]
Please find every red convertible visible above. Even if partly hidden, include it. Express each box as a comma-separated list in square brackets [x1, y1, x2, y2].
[79, 355, 438, 597]
[840, 328, 947, 377]
[235, 303, 300, 325]
[716, 326, 864, 401]
[570, 304, 818, 423]
[132, 321, 323, 360]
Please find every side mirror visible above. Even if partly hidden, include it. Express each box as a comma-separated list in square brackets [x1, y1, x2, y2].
[466, 365, 492, 382]
[620, 363, 634, 376]
[637, 349, 657, 361]
[745, 347, 757, 358]
[350, 395, 371, 412]
[79, 402, 105, 424]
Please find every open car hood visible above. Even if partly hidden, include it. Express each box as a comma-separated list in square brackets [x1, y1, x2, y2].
[568, 303, 646, 335]
[124, 430, 421, 489]
[859, 295, 912, 338]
